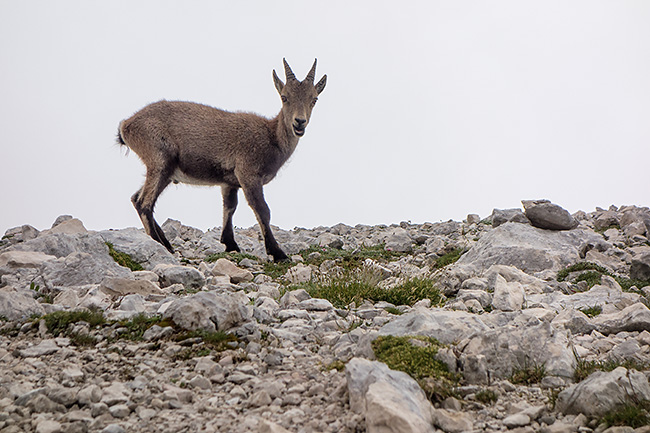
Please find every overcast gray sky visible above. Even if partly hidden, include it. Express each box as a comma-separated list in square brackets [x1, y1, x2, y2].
[2, 1, 650, 235]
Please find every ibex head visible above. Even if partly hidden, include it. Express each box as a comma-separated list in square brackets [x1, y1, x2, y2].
[273, 58, 327, 138]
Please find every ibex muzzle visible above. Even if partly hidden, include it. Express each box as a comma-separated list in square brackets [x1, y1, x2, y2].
[118, 59, 327, 262]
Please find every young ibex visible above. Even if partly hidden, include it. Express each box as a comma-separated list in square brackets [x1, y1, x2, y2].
[117, 59, 327, 262]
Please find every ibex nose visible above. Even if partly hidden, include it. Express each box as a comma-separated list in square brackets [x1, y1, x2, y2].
[295, 118, 307, 127]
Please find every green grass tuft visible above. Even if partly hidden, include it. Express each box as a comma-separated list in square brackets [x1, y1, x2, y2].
[475, 389, 498, 405]
[601, 401, 650, 428]
[510, 360, 546, 385]
[557, 261, 650, 291]
[43, 310, 106, 337]
[579, 305, 603, 318]
[115, 314, 173, 341]
[433, 248, 466, 269]
[205, 251, 260, 264]
[106, 242, 143, 271]
[296, 273, 442, 309]
[573, 351, 650, 383]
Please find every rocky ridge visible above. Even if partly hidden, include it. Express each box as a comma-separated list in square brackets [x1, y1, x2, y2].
[0, 202, 650, 432]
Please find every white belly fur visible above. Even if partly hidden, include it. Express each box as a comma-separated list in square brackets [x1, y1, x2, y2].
[171, 169, 221, 186]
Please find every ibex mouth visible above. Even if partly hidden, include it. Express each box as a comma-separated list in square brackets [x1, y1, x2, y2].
[293, 125, 306, 137]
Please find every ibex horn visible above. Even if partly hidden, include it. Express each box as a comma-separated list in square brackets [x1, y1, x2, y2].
[283, 58, 297, 81]
[305, 58, 317, 83]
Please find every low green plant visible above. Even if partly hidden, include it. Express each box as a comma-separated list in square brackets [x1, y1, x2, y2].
[115, 314, 173, 341]
[372, 335, 459, 401]
[433, 248, 466, 269]
[573, 351, 650, 383]
[297, 273, 442, 309]
[69, 332, 98, 347]
[475, 389, 498, 405]
[601, 401, 650, 428]
[43, 310, 106, 337]
[29, 282, 53, 304]
[385, 306, 404, 315]
[579, 305, 603, 318]
[106, 242, 143, 271]
[325, 360, 346, 372]
[510, 360, 546, 385]
[174, 329, 237, 351]
[263, 244, 405, 280]
[205, 251, 260, 264]
[557, 262, 650, 291]
[595, 223, 621, 234]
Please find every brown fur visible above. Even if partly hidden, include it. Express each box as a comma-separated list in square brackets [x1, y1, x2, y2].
[118, 59, 327, 261]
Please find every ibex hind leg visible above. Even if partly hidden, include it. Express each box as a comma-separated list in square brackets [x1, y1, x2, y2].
[220, 185, 241, 252]
[131, 168, 174, 253]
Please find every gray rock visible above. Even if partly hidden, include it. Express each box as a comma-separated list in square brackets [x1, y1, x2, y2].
[0, 250, 56, 268]
[455, 222, 604, 275]
[385, 228, 413, 253]
[40, 251, 132, 288]
[2, 224, 40, 245]
[630, 253, 650, 281]
[378, 308, 490, 345]
[163, 290, 251, 332]
[491, 208, 529, 228]
[527, 283, 639, 313]
[594, 210, 620, 231]
[460, 320, 574, 384]
[99, 277, 163, 298]
[366, 381, 435, 433]
[346, 358, 434, 432]
[0, 286, 45, 320]
[522, 200, 578, 231]
[592, 303, 650, 335]
[211, 258, 254, 283]
[153, 264, 205, 290]
[431, 408, 474, 433]
[40, 218, 87, 236]
[100, 228, 179, 270]
[284, 263, 312, 284]
[490, 275, 525, 312]
[556, 367, 650, 417]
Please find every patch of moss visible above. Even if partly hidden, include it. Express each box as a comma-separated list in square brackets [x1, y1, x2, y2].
[385, 307, 404, 315]
[106, 242, 143, 271]
[69, 332, 98, 347]
[372, 335, 459, 401]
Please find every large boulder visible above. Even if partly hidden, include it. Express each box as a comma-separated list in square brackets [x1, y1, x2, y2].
[345, 358, 435, 433]
[99, 228, 179, 270]
[459, 320, 574, 384]
[522, 200, 578, 231]
[162, 290, 251, 332]
[556, 367, 650, 418]
[0, 286, 45, 320]
[454, 222, 604, 276]
[378, 308, 490, 345]
[40, 252, 132, 289]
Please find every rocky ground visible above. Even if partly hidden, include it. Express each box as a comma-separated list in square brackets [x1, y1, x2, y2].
[2, 200, 650, 433]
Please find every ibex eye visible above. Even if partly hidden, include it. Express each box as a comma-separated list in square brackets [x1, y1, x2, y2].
[281, 95, 288, 103]
[311, 98, 318, 105]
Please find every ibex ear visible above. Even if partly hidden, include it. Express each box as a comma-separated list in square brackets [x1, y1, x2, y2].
[273, 70, 284, 95]
[315, 74, 327, 95]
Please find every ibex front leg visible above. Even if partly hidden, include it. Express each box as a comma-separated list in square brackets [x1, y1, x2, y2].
[240, 182, 288, 262]
[220, 185, 241, 252]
